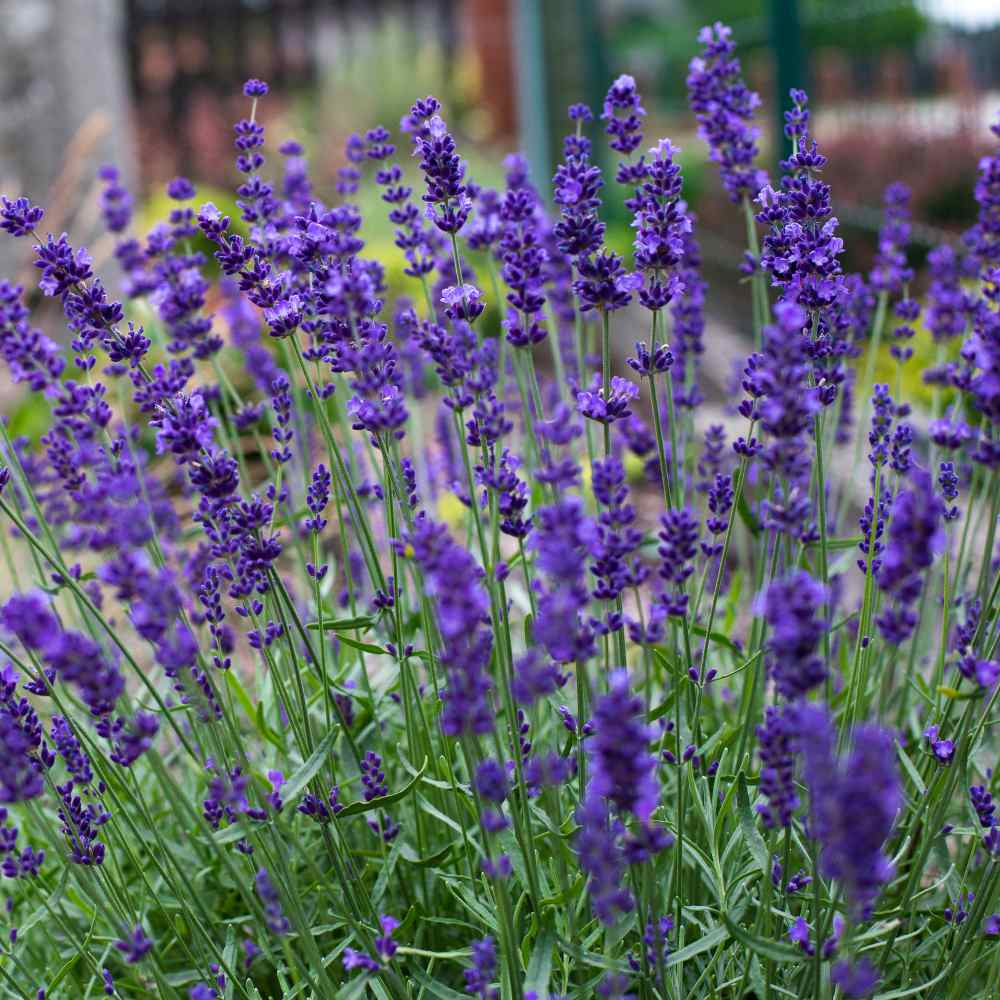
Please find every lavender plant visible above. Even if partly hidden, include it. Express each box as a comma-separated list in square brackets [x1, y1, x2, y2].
[0, 27, 997, 1000]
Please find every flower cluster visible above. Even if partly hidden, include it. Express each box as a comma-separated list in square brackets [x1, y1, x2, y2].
[0, 34, 995, 1000]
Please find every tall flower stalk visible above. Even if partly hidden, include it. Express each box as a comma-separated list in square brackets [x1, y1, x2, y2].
[0, 28, 995, 1000]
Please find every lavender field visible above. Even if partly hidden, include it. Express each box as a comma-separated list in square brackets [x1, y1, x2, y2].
[0, 20, 997, 1000]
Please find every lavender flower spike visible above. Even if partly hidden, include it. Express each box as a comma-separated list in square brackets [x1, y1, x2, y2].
[687, 23, 768, 203]
[588, 670, 658, 822]
[795, 705, 901, 919]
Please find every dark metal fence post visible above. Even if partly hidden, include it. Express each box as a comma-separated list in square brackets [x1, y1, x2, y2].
[513, 0, 551, 198]
[769, 0, 806, 172]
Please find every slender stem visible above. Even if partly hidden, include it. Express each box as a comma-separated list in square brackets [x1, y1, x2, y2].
[647, 308, 673, 511]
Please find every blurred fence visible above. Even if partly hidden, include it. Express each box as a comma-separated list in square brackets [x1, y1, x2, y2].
[124, 0, 458, 180]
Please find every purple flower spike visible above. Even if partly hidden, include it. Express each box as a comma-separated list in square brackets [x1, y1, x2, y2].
[876, 467, 945, 646]
[576, 792, 633, 925]
[396, 516, 494, 738]
[831, 958, 880, 999]
[762, 570, 827, 699]
[869, 182, 914, 294]
[687, 23, 768, 203]
[114, 924, 152, 964]
[412, 105, 471, 235]
[602, 74, 646, 156]
[794, 705, 901, 919]
[756, 90, 845, 313]
[577, 374, 639, 424]
[464, 936, 498, 999]
[166, 176, 196, 201]
[98, 165, 132, 233]
[255, 867, 290, 935]
[588, 670, 658, 821]
[0, 197, 44, 238]
[553, 117, 606, 260]
[756, 706, 800, 829]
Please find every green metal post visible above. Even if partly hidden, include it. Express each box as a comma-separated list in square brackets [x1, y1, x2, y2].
[513, 0, 552, 198]
[769, 0, 806, 172]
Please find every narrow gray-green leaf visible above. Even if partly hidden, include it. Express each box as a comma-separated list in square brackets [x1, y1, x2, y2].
[283, 727, 340, 802]
[663, 923, 728, 967]
[737, 773, 770, 877]
[722, 912, 802, 963]
[307, 614, 380, 632]
[523, 925, 555, 997]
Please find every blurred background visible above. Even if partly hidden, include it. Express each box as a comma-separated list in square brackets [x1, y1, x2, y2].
[1, 0, 999, 359]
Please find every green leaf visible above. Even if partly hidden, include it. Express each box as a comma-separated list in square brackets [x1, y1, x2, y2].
[45, 952, 81, 993]
[689, 624, 743, 656]
[19, 865, 68, 937]
[737, 773, 770, 877]
[222, 925, 237, 1000]
[651, 645, 684, 679]
[339, 757, 427, 817]
[807, 535, 863, 551]
[936, 684, 982, 701]
[409, 967, 471, 1000]
[895, 741, 926, 796]
[722, 912, 802, 963]
[714, 648, 762, 682]
[214, 822, 253, 846]
[254, 701, 281, 749]
[283, 727, 340, 802]
[648, 686, 679, 723]
[416, 794, 467, 835]
[335, 977, 372, 1000]
[830, 611, 859, 634]
[373, 838, 403, 909]
[523, 925, 555, 997]
[736, 489, 761, 536]
[442, 877, 499, 930]
[399, 841, 456, 868]
[873, 966, 951, 999]
[663, 923, 728, 967]
[334, 633, 389, 655]
[307, 614, 380, 632]
[226, 673, 283, 749]
[537, 874, 585, 911]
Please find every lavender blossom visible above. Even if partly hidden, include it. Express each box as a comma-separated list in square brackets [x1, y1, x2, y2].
[795, 705, 901, 917]
[602, 74, 645, 157]
[529, 497, 598, 664]
[762, 571, 827, 699]
[756, 706, 799, 829]
[464, 936, 498, 998]
[114, 924, 152, 964]
[588, 671, 658, 822]
[553, 117, 606, 261]
[412, 103, 471, 235]
[756, 90, 845, 313]
[397, 516, 494, 736]
[687, 23, 768, 203]
[869, 183, 913, 294]
[876, 468, 945, 645]
[255, 868, 289, 935]
[576, 791, 634, 925]
[631, 139, 689, 311]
